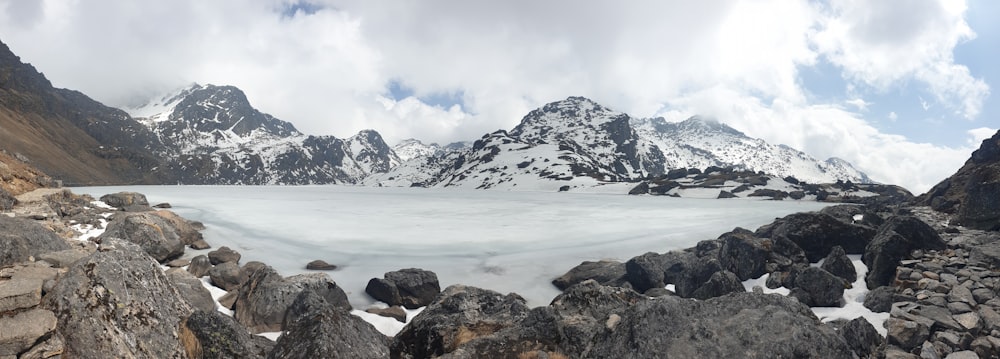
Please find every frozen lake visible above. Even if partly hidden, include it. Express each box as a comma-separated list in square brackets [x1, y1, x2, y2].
[73, 186, 829, 308]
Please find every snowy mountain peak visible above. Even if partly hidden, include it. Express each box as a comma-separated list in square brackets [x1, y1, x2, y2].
[393, 138, 443, 162]
[169, 84, 300, 138]
[511, 96, 623, 142]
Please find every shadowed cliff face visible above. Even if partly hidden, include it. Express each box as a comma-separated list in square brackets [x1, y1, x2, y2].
[919, 129, 1000, 230]
[0, 40, 166, 185]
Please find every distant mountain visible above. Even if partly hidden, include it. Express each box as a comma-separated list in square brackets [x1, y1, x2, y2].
[393, 139, 443, 162]
[129, 84, 399, 184]
[368, 96, 870, 190]
[0, 39, 166, 185]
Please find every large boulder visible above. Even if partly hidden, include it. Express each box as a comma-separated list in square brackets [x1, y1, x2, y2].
[625, 252, 667, 292]
[820, 246, 857, 283]
[166, 268, 217, 312]
[234, 265, 350, 333]
[689, 270, 744, 300]
[43, 239, 192, 358]
[552, 260, 626, 290]
[829, 317, 884, 359]
[208, 246, 242, 265]
[187, 254, 212, 278]
[755, 212, 876, 262]
[390, 285, 531, 358]
[268, 289, 390, 359]
[365, 268, 441, 309]
[0, 216, 70, 267]
[99, 212, 184, 262]
[180, 309, 273, 359]
[864, 216, 946, 289]
[791, 267, 846, 307]
[587, 292, 856, 358]
[716, 228, 769, 281]
[152, 210, 204, 245]
[209, 261, 244, 291]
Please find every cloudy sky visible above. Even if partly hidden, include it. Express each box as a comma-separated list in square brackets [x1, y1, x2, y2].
[0, 0, 996, 193]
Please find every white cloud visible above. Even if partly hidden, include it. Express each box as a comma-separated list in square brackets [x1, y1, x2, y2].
[0, 0, 989, 192]
[888, 111, 898, 121]
[967, 127, 998, 146]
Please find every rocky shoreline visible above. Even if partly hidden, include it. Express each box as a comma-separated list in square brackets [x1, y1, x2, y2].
[0, 186, 990, 358]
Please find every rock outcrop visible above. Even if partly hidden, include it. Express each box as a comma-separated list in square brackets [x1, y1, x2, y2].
[268, 289, 390, 358]
[920, 129, 1000, 230]
[0, 215, 70, 266]
[234, 265, 351, 333]
[99, 212, 185, 262]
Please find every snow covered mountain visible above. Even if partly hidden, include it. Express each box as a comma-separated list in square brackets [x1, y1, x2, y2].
[128, 84, 399, 184]
[367, 96, 870, 190]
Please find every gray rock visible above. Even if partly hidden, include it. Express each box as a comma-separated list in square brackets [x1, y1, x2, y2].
[390, 285, 531, 358]
[970, 337, 994, 358]
[366, 278, 401, 306]
[886, 318, 931, 350]
[949, 285, 978, 306]
[672, 256, 726, 299]
[209, 261, 243, 291]
[385, 268, 441, 309]
[166, 268, 217, 312]
[587, 292, 856, 358]
[99, 212, 185, 262]
[625, 252, 666, 292]
[35, 248, 89, 268]
[716, 228, 769, 281]
[0, 309, 57, 356]
[180, 309, 272, 359]
[689, 270, 744, 300]
[944, 350, 980, 359]
[234, 265, 350, 333]
[955, 312, 983, 333]
[755, 212, 875, 262]
[977, 306, 1000, 332]
[794, 267, 846, 307]
[152, 210, 204, 245]
[268, 289, 390, 359]
[187, 254, 211, 278]
[208, 246, 241, 265]
[0, 216, 70, 267]
[99, 191, 149, 209]
[969, 241, 1000, 270]
[190, 239, 211, 250]
[366, 306, 407, 323]
[864, 216, 946, 289]
[821, 245, 858, 283]
[552, 260, 626, 290]
[830, 317, 884, 359]
[0, 278, 42, 312]
[43, 239, 192, 358]
[166, 258, 190, 267]
[305, 259, 337, 270]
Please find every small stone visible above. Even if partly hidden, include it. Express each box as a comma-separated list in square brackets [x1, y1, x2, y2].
[305, 260, 337, 271]
[910, 271, 926, 281]
[207, 246, 240, 265]
[924, 271, 941, 280]
[0, 279, 42, 312]
[934, 331, 963, 349]
[954, 312, 982, 332]
[944, 350, 979, 359]
[0, 309, 57, 356]
[972, 288, 995, 303]
[153, 202, 171, 208]
[948, 302, 973, 314]
[949, 285, 978, 306]
[165, 258, 190, 268]
[887, 318, 931, 350]
[970, 337, 993, 358]
[978, 306, 1000, 332]
[189, 239, 211, 250]
[365, 306, 406, 323]
[941, 273, 960, 286]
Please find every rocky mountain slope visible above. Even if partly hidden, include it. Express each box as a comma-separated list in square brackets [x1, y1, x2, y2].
[369, 97, 870, 190]
[919, 128, 1000, 230]
[0, 40, 166, 185]
[127, 84, 400, 185]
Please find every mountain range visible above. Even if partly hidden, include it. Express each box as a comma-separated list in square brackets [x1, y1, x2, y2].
[0, 39, 869, 190]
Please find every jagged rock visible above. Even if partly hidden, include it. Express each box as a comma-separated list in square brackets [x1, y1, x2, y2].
[886, 318, 930, 351]
[166, 268, 216, 312]
[821, 246, 858, 283]
[35, 248, 89, 268]
[756, 212, 875, 262]
[268, 289, 390, 359]
[234, 265, 351, 333]
[0, 215, 70, 267]
[209, 261, 243, 291]
[190, 239, 211, 250]
[949, 285, 977, 306]
[187, 254, 211, 278]
[552, 260, 626, 290]
[969, 241, 1000, 269]
[152, 210, 204, 245]
[208, 246, 241, 265]
[690, 270, 744, 300]
[0, 309, 57, 356]
[716, 228, 769, 281]
[628, 182, 649, 195]
[366, 268, 441, 309]
[954, 312, 982, 333]
[587, 292, 855, 358]
[306, 259, 337, 270]
[366, 306, 407, 323]
[19, 332, 63, 359]
[794, 267, 846, 307]
[717, 190, 737, 199]
[0, 278, 42, 312]
[864, 286, 915, 313]
[864, 216, 946, 289]
[829, 317, 883, 359]
[99, 212, 184, 262]
[180, 309, 272, 359]
[99, 191, 149, 209]
[43, 239, 192, 358]
[390, 285, 531, 358]
[625, 252, 667, 293]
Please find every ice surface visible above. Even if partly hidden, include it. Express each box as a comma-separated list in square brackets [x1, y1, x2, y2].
[73, 186, 828, 309]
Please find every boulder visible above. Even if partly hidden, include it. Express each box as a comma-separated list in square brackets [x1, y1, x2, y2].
[152, 210, 204, 245]
[208, 246, 242, 265]
[43, 239, 192, 358]
[755, 212, 875, 262]
[209, 261, 243, 291]
[671, 256, 725, 299]
[187, 254, 212, 278]
[0, 278, 42, 312]
[234, 266, 351, 333]
[886, 318, 930, 351]
[390, 285, 531, 358]
[689, 270, 744, 300]
[99, 191, 149, 209]
[625, 252, 667, 292]
[717, 190, 737, 199]
[306, 259, 337, 270]
[587, 292, 856, 358]
[99, 212, 185, 262]
[366, 306, 407, 323]
[829, 317, 884, 359]
[864, 216, 946, 289]
[268, 289, 390, 359]
[864, 286, 915, 313]
[627, 182, 649, 195]
[0, 308, 57, 356]
[166, 268, 217, 312]
[820, 246, 857, 283]
[716, 228, 769, 281]
[190, 239, 211, 250]
[552, 260, 626, 290]
[366, 268, 441, 309]
[793, 267, 846, 307]
[36, 248, 89, 268]
[0, 215, 70, 267]
[180, 309, 273, 359]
